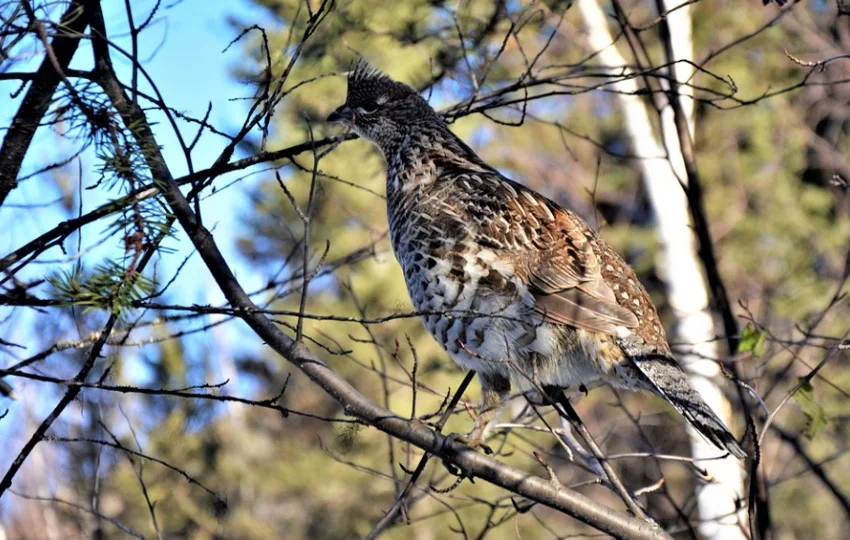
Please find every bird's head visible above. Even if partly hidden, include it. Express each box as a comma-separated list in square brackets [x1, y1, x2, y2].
[327, 61, 439, 154]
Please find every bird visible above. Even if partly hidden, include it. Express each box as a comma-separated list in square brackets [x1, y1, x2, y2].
[327, 62, 747, 459]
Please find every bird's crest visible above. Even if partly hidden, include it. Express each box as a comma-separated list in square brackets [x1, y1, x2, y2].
[348, 59, 391, 86]
[344, 59, 416, 107]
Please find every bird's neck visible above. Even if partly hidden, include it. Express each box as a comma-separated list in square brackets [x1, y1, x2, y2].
[383, 123, 493, 193]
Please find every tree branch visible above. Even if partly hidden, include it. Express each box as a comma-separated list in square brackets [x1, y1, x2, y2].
[82, 1, 669, 536]
[0, 0, 88, 207]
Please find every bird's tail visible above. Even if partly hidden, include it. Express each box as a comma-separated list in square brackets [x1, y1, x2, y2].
[629, 354, 747, 460]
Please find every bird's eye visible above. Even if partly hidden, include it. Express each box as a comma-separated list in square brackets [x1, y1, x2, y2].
[356, 106, 378, 115]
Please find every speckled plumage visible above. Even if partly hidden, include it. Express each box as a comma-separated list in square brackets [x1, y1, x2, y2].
[328, 63, 746, 459]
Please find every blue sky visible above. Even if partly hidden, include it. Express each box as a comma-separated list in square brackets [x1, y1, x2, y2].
[0, 0, 283, 492]
[1, 0, 274, 300]
[1, 0, 278, 338]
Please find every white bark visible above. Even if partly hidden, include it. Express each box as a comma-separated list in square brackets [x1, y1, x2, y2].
[577, 1, 746, 537]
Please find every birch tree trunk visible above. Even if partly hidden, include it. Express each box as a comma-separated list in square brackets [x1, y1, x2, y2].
[576, 1, 747, 537]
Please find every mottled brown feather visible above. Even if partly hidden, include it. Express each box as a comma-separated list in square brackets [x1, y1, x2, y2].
[469, 177, 640, 335]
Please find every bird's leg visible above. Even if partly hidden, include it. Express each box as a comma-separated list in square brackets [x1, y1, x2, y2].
[469, 372, 512, 446]
[445, 371, 511, 455]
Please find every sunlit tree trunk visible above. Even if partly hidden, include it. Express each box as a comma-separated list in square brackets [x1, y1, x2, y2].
[577, 1, 746, 537]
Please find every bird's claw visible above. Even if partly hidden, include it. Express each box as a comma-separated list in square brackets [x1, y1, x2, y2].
[442, 431, 494, 455]
[439, 432, 491, 478]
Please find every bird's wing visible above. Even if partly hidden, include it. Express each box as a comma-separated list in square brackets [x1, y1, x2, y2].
[527, 211, 639, 335]
[472, 177, 638, 335]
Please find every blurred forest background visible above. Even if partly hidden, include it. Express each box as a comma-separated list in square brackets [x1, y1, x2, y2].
[1, 0, 849, 538]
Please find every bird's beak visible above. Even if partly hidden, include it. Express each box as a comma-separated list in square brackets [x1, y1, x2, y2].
[327, 106, 353, 124]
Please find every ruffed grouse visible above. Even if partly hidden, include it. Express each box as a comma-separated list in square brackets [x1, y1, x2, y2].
[328, 63, 746, 459]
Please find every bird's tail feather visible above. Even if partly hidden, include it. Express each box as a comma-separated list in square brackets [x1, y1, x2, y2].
[629, 354, 747, 459]
[665, 390, 748, 459]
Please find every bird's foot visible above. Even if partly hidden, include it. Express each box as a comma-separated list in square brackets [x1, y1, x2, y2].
[442, 430, 494, 456]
